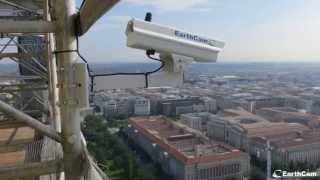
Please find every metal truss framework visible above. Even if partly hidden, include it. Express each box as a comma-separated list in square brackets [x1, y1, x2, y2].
[0, 0, 120, 180]
[0, 1, 63, 180]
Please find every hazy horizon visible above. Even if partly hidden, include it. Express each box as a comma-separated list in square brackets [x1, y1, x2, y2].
[1, 59, 320, 65]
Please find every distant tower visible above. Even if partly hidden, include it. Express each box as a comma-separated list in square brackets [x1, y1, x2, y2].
[267, 140, 272, 180]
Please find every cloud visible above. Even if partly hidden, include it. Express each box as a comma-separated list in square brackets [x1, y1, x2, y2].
[124, 0, 210, 11]
[180, 1, 320, 62]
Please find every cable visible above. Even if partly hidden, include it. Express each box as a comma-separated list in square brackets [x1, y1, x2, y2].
[54, 12, 164, 90]
[53, 50, 77, 54]
[76, 0, 86, 11]
[80, 0, 86, 9]
[76, 36, 93, 76]
[92, 55, 164, 77]
[90, 54, 164, 88]
[146, 54, 165, 74]
[74, 35, 164, 89]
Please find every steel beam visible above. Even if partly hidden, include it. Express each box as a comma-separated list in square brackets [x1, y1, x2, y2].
[0, 37, 14, 53]
[0, 20, 56, 33]
[0, 75, 42, 81]
[0, 100, 62, 143]
[0, 142, 25, 153]
[77, 0, 120, 36]
[4, 127, 18, 145]
[10, 57, 48, 79]
[0, 159, 64, 179]
[0, 0, 40, 15]
[0, 85, 47, 93]
[11, 37, 48, 72]
[0, 136, 34, 146]
[0, 52, 32, 59]
[0, 121, 27, 129]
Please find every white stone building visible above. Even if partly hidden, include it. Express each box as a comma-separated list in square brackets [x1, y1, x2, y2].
[134, 97, 151, 116]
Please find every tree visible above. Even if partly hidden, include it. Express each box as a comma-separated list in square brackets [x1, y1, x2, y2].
[82, 114, 158, 180]
[249, 166, 266, 180]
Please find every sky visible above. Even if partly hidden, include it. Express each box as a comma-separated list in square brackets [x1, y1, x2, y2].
[78, 0, 320, 63]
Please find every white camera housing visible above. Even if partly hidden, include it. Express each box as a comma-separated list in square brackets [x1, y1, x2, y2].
[126, 18, 225, 63]
[92, 18, 225, 90]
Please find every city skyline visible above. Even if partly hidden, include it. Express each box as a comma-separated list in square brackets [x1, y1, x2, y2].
[1, 1, 320, 179]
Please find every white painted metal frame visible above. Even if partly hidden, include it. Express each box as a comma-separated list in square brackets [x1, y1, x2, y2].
[0, 0, 121, 179]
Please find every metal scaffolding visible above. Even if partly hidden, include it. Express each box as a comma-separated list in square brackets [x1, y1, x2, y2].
[0, 0, 120, 179]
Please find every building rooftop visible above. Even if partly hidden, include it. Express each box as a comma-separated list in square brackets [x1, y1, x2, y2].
[129, 116, 246, 165]
[244, 122, 309, 137]
[259, 107, 320, 121]
[211, 108, 310, 137]
[219, 108, 268, 123]
[252, 131, 320, 150]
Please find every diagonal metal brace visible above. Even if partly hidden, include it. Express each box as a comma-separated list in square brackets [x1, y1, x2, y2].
[0, 100, 62, 143]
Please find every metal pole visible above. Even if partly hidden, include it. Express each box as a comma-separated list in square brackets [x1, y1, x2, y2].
[44, 0, 61, 133]
[0, 0, 40, 15]
[54, 0, 83, 179]
[44, 6, 64, 179]
[0, 20, 56, 33]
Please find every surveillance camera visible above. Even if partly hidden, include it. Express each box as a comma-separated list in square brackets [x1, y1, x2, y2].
[125, 18, 225, 63]
[90, 15, 226, 91]
[91, 17, 225, 90]
[122, 17, 225, 88]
